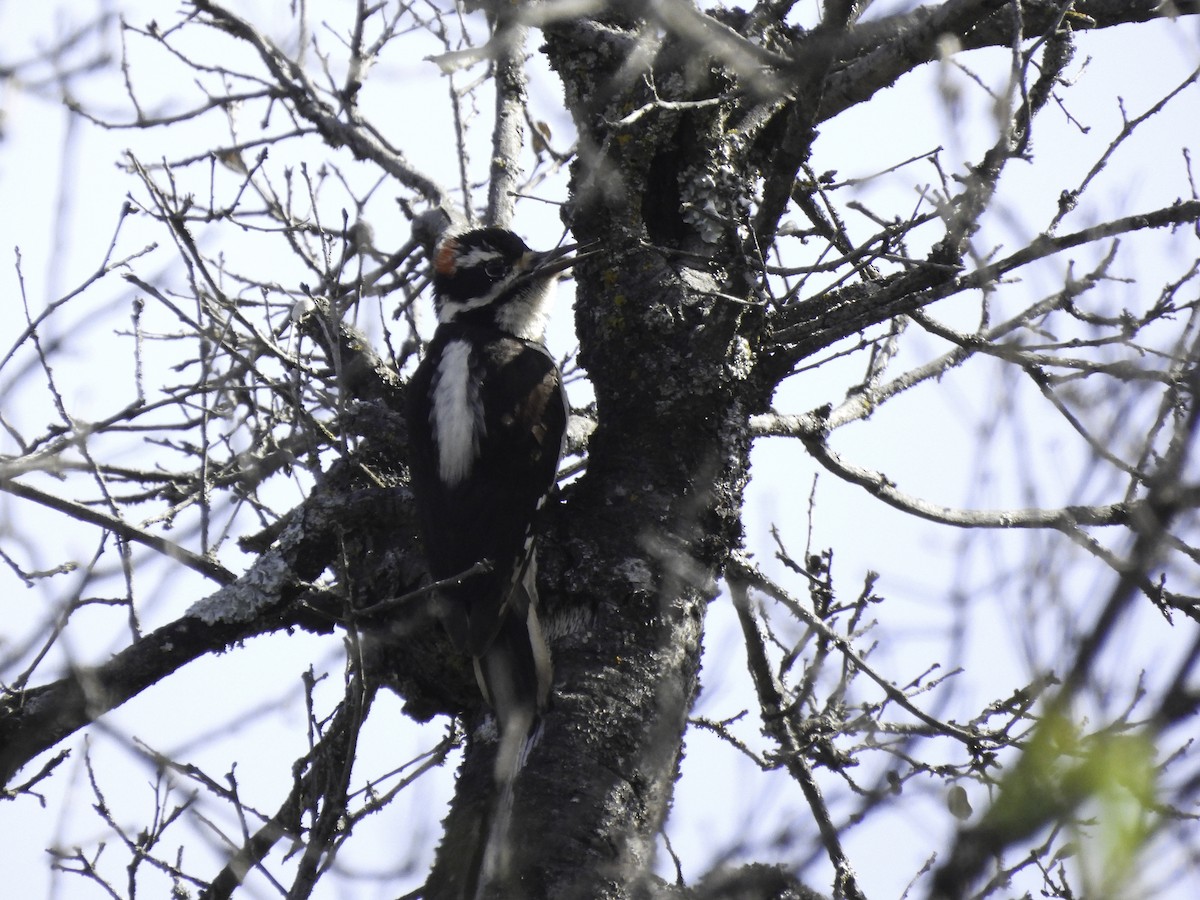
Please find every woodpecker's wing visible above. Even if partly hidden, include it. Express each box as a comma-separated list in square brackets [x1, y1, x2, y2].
[405, 324, 567, 658]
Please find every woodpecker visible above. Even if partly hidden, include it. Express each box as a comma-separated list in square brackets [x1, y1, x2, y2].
[406, 227, 582, 767]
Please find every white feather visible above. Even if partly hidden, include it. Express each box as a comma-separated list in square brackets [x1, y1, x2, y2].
[494, 278, 557, 342]
[431, 339, 484, 486]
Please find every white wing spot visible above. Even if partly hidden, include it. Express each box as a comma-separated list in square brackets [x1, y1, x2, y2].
[431, 340, 484, 486]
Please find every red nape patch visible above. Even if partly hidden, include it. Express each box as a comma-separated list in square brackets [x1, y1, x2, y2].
[435, 237, 459, 275]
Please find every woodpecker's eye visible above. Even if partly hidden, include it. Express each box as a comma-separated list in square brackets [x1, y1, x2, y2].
[484, 260, 507, 279]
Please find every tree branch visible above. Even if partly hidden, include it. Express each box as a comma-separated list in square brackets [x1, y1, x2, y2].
[764, 199, 1200, 370]
[486, 12, 529, 228]
[727, 573, 867, 900]
[749, 409, 1200, 531]
[728, 555, 988, 748]
[929, 361, 1200, 900]
[818, 0, 1200, 124]
[0, 477, 235, 586]
[0, 494, 346, 788]
[189, 0, 452, 209]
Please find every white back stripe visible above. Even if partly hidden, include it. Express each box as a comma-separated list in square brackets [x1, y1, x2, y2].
[431, 339, 483, 486]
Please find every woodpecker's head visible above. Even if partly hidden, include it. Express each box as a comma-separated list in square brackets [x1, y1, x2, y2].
[432, 227, 583, 341]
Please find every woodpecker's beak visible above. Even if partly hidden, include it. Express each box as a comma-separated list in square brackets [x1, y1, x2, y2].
[528, 242, 600, 278]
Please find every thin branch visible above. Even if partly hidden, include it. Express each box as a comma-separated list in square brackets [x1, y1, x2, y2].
[190, 0, 452, 209]
[748, 410, 1200, 530]
[0, 478, 235, 585]
[766, 199, 1200, 364]
[0, 498, 342, 788]
[728, 571, 867, 900]
[728, 555, 985, 748]
[928, 358, 1200, 900]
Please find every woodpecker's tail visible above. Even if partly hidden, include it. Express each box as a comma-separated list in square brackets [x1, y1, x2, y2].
[470, 558, 551, 895]
[475, 715, 545, 897]
[471, 553, 552, 754]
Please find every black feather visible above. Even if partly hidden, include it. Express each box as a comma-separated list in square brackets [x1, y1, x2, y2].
[406, 304, 563, 733]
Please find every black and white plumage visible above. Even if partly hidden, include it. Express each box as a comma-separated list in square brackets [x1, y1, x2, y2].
[406, 227, 579, 766]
